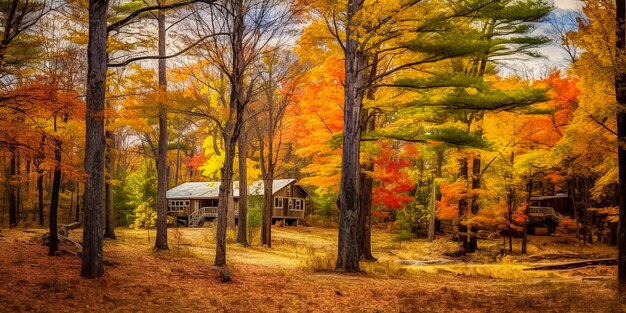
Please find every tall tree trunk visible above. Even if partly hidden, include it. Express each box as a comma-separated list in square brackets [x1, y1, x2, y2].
[469, 154, 480, 251]
[508, 188, 514, 253]
[215, 0, 245, 266]
[259, 133, 273, 247]
[16, 151, 20, 223]
[358, 163, 374, 260]
[37, 168, 44, 226]
[428, 176, 436, 242]
[175, 136, 181, 186]
[154, 9, 169, 251]
[49, 116, 63, 256]
[358, 109, 375, 260]
[104, 130, 116, 239]
[69, 183, 74, 222]
[215, 140, 236, 266]
[457, 157, 470, 251]
[8, 149, 16, 227]
[616, 0, 626, 290]
[236, 130, 248, 246]
[227, 193, 235, 231]
[336, 0, 367, 271]
[522, 179, 532, 254]
[358, 54, 378, 261]
[261, 176, 272, 247]
[81, 0, 108, 279]
[75, 180, 80, 223]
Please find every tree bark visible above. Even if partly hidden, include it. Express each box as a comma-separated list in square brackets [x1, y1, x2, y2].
[103, 130, 116, 239]
[259, 102, 275, 247]
[336, 0, 367, 271]
[175, 136, 181, 186]
[358, 163, 374, 260]
[37, 169, 44, 226]
[469, 154, 480, 251]
[215, 0, 245, 266]
[49, 117, 63, 256]
[261, 177, 272, 247]
[215, 141, 236, 266]
[358, 110, 374, 260]
[75, 180, 80, 223]
[428, 176, 436, 242]
[457, 157, 470, 251]
[616, 0, 626, 290]
[8, 149, 16, 227]
[236, 130, 248, 245]
[154, 8, 169, 251]
[81, 0, 108, 279]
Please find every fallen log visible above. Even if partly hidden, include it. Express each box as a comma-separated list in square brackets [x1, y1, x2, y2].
[42, 233, 83, 250]
[396, 259, 459, 266]
[59, 222, 81, 237]
[523, 252, 584, 262]
[524, 258, 616, 271]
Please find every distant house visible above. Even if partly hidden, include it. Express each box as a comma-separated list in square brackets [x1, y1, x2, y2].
[527, 192, 571, 234]
[166, 179, 308, 227]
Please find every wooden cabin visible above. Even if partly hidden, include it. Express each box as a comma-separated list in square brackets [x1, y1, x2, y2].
[529, 193, 571, 216]
[166, 179, 308, 227]
[527, 192, 571, 234]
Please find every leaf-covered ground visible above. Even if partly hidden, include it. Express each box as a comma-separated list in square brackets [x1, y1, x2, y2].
[0, 226, 623, 312]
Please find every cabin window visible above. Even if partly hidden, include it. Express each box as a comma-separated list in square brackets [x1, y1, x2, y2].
[286, 185, 291, 197]
[168, 200, 188, 212]
[288, 199, 293, 210]
[295, 200, 301, 210]
[275, 197, 283, 208]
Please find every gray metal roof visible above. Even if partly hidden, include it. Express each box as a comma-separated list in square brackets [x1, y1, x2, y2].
[166, 179, 298, 199]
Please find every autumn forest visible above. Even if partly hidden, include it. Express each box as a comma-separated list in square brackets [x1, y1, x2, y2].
[1, 0, 626, 312]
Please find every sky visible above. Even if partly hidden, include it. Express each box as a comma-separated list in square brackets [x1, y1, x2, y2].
[500, 0, 584, 78]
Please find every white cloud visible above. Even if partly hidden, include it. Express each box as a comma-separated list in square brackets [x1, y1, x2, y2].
[552, 0, 584, 11]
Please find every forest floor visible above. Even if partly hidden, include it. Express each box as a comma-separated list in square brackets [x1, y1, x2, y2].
[0, 225, 624, 312]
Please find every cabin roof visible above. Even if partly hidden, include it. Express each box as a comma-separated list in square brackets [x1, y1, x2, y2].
[530, 194, 569, 201]
[166, 179, 305, 199]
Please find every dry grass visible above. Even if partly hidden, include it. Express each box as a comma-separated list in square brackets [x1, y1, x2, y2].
[0, 226, 623, 312]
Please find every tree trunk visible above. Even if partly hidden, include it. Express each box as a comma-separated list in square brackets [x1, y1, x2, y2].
[104, 130, 116, 239]
[227, 193, 235, 232]
[434, 148, 444, 233]
[215, 140, 236, 266]
[358, 157, 374, 261]
[175, 136, 181, 186]
[469, 154, 480, 251]
[8, 150, 16, 227]
[75, 180, 80, 223]
[259, 120, 274, 247]
[69, 183, 74, 222]
[215, 0, 246, 266]
[81, 0, 108, 279]
[49, 118, 62, 256]
[522, 179, 532, 254]
[16, 152, 20, 223]
[428, 176, 436, 242]
[154, 9, 169, 251]
[261, 177, 272, 247]
[336, 0, 367, 271]
[508, 188, 514, 253]
[37, 168, 44, 226]
[616, 0, 626, 288]
[236, 131, 248, 246]
[457, 157, 470, 251]
[358, 109, 375, 261]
